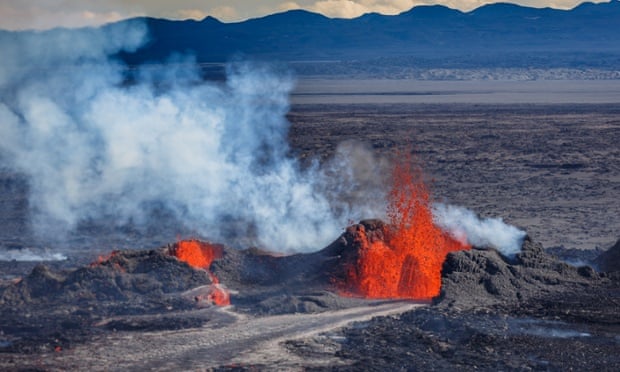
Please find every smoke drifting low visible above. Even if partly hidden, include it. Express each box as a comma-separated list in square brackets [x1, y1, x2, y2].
[0, 21, 388, 252]
[0, 248, 67, 262]
[433, 203, 527, 257]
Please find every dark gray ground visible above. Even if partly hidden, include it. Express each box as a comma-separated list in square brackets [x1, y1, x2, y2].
[1, 101, 619, 370]
[1, 225, 617, 370]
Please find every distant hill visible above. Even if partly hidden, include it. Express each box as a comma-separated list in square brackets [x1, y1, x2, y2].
[113, 1, 620, 69]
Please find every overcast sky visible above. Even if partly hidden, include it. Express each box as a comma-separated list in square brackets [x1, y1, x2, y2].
[0, 0, 607, 30]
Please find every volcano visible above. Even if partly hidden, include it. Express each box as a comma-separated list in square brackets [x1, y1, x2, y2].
[6, 148, 618, 370]
[161, 156, 473, 307]
[1, 138, 616, 370]
[1, 226, 617, 370]
[0, 113, 617, 369]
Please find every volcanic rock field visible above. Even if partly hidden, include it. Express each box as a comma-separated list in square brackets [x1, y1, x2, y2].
[1, 102, 619, 370]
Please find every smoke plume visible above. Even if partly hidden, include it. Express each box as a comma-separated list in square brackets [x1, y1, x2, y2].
[432, 203, 527, 257]
[0, 21, 387, 252]
[0, 21, 526, 256]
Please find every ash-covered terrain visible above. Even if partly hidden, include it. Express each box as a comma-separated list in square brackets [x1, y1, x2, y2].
[1, 101, 619, 370]
[0, 222, 618, 370]
[1, 97, 619, 370]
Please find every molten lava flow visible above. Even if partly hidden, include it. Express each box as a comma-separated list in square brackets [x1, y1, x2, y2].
[345, 156, 470, 300]
[174, 240, 222, 269]
[173, 240, 230, 306]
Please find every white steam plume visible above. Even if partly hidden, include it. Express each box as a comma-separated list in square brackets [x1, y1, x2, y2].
[0, 248, 67, 262]
[432, 203, 527, 257]
[0, 21, 527, 255]
[0, 22, 387, 252]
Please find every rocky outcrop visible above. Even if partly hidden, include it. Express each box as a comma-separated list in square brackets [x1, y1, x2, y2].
[437, 236, 601, 309]
[332, 236, 620, 371]
[0, 248, 219, 352]
[0, 248, 213, 310]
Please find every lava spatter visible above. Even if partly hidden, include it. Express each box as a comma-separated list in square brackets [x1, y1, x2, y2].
[344, 156, 470, 300]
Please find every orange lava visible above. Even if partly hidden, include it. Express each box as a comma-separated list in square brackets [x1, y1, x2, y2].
[89, 250, 125, 272]
[174, 240, 222, 269]
[90, 250, 119, 266]
[345, 156, 470, 300]
[173, 240, 230, 306]
[205, 283, 230, 305]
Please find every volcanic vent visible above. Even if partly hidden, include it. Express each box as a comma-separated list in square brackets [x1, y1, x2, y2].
[160, 157, 474, 307]
[169, 240, 230, 306]
[337, 158, 470, 300]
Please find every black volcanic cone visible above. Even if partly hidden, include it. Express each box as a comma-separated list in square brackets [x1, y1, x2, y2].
[211, 219, 384, 289]
[208, 219, 387, 314]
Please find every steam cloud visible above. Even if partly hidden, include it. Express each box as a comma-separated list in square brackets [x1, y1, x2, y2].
[0, 249, 67, 262]
[432, 203, 527, 257]
[0, 21, 526, 256]
[0, 21, 386, 252]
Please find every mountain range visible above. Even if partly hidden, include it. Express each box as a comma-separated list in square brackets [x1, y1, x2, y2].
[113, 1, 620, 68]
